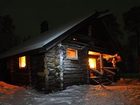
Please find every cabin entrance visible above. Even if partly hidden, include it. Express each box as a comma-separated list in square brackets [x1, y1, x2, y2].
[88, 51, 115, 79]
[88, 51, 102, 79]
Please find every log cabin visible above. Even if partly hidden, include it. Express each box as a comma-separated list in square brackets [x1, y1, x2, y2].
[0, 11, 120, 92]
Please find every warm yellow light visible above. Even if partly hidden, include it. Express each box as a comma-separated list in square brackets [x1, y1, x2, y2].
[66, 48, 78, 59]
[19, 56, 26, 68]
[103, 54, 114, 60]
[88, 51, 100, 55]
[88, 58, 96, 69]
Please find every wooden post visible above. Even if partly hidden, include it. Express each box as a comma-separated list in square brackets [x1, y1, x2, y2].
[28, 56, 32, 87]
[99, 54, 104, 74]
[86, 49, 90, 84]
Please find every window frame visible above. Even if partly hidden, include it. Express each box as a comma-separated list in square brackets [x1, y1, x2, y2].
[66, 48, 78, 60]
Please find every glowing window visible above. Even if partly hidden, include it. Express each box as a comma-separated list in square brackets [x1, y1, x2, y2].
[88, 58, 96, 69]
[66, 48, 78, 60]
[19, 56, 26, 68]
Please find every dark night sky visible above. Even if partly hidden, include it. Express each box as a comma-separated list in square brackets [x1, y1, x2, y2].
[0, 0, 140, 38]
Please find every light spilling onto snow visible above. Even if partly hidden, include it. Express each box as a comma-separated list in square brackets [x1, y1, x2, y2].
[19, 56, 26, 68]
[88, 58, 96, 69]
[0, 81, 23, 95]
[0, 80, 140, 105]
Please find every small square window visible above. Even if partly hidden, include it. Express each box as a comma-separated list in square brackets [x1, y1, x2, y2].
[66, 48, 78, 60]
[19, 56, 26, 68]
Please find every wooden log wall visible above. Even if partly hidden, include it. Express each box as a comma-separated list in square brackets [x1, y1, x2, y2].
[0, 59, 11, 82]
[44, 45, 61, 91]
[30, 54, 46, 90]
[5, 56, 30, 86]
[62, 44, 89, 87]
[4, 42, 89, 91]
[44, 42, 89, 91]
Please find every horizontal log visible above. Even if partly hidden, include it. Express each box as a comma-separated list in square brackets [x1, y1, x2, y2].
[63, 60, 80, 64]
[64, 67, 87, 71]
[64, 64, 81, 68]
[64, 67, 81, 70]
[63, 78, 82, 82]
[64, 70, 83, 74]
[63, 74, 84, 78]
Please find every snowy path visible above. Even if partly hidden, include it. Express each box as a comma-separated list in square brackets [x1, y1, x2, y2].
[0, 81, 140, 105]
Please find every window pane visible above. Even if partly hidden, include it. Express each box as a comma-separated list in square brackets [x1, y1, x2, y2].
[66, 48, 78, 59]
[88, 58, 96, 69]
[19, 56, 26, 68]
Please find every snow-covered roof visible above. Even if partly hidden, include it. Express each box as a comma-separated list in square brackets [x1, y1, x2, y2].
[0, 11, 111, 59]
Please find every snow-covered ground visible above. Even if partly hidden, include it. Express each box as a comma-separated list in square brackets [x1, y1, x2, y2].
[0, 79, 140, 105]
